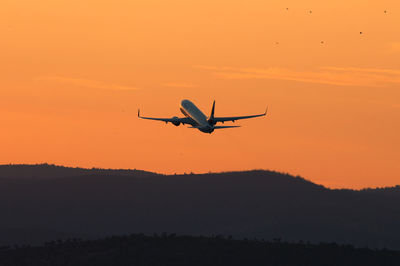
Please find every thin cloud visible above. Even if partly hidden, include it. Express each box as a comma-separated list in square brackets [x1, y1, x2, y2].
[35, 76, 140, 91]
[322, 66, 400, 75]
[195, 65, 400, 87]
[162, 82, 196, 88]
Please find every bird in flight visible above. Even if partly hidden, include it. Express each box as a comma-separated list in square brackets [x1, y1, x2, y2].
[138, 99, 267, 134]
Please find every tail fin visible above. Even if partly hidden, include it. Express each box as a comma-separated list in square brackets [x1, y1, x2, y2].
[210, 100, 215, 120]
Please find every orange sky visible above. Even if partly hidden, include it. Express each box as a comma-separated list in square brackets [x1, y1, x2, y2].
[1, 0, 399, 188]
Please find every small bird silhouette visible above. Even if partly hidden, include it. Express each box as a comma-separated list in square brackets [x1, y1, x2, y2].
[360, 31, 363, 34]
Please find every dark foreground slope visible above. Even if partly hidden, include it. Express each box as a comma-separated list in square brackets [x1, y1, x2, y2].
[1, 234, 400, 266]
[1, 164, 400, 249]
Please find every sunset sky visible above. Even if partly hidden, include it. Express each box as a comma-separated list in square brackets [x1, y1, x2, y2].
[1, 0, 399, 188]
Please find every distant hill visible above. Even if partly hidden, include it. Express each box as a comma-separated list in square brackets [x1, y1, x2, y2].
[0, 164, 400, 249]
[1, 234, 400, 266]
[0, 164, 158, 179]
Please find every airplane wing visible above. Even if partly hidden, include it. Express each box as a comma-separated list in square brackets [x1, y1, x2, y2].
[138, 109, 195, 125]
[213, 107, 268, 123]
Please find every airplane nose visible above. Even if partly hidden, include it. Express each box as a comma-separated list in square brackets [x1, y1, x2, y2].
[181, 99, 189, 108]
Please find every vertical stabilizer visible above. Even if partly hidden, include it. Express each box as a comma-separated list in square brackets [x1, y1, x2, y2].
[208, 100, 216, 125]
[210, 100, 215, 120]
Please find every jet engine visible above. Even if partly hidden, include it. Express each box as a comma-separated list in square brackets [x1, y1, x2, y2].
[171, 116, 181, 126]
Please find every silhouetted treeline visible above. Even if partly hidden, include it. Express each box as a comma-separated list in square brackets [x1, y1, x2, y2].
[1, 234, 399, 266]
[1, 164, 400, 249]
[0, 164, 159, 179]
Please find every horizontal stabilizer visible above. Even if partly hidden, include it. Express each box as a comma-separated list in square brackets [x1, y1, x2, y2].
[188, 125, 240, 129]
[213, 126, 241, 129]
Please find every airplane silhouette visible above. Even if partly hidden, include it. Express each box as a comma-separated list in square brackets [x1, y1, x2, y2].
[138, 99, 267, 134]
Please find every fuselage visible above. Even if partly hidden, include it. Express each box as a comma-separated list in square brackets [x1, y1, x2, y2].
[180, 99, 214, 133]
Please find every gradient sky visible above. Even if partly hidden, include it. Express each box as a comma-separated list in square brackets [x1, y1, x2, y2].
[1, 0, 399, 188]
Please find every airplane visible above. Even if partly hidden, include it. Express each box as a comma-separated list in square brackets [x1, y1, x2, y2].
[138, 99, 267, 134]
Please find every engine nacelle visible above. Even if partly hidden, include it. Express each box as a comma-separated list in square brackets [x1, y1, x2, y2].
[171, 116, 181, 126]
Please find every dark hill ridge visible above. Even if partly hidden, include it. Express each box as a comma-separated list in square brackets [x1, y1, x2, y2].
[2, 234, 400, 266]
[0, 164, 399, 249]
[0, 164, 159, 179]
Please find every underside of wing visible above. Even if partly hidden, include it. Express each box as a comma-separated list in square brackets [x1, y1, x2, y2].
[138, 109, 195, 125]
[214, 107, 267, 123]
[214, 114, 263, 123]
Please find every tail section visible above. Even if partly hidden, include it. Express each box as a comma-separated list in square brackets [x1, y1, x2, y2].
[210, 100, 215, 120]
[208, 100, 216, 125]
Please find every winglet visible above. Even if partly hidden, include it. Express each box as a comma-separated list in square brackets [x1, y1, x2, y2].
[138, 109, 140, 118]
[264, 106, 268, 115]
